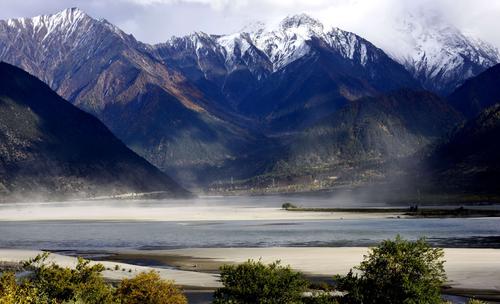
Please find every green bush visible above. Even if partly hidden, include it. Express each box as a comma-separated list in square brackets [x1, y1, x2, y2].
[0, 253, 187, 304]
[302, 292, 339, 304]
[213, 260, 308, 304]
[335, 236, 446, 304]
[0, 272, 19, 303]
[22, 253, 115, 303]
[467, 299, 487, 304]
[282, 202, 298, 209]
[116, 271, 187, 304]
[0, 271, 46, 304]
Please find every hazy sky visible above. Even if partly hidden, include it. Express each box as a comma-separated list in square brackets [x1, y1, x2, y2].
[0, 0, 499, 48]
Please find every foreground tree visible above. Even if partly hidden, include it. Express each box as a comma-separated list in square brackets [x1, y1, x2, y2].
[0, 253, 187, 304]
[213, 260, 309, 304]
[116, 271, 187, 304]
[0, 272, 44, 304]
[22, 253, 115, 304]
[335, 236, 446, 304]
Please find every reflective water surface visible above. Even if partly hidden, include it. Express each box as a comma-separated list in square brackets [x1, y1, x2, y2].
[0, 197, 499, 250]
[0, 218, 499, 250]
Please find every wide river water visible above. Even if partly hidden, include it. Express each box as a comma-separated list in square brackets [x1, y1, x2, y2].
[0, 196, 499, 251]
[0, 218, 500, 250]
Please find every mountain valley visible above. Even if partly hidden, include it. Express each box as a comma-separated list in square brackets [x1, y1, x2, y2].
[0, 8, 499, 199]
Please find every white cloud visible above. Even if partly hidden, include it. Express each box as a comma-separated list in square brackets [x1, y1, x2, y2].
[125, 0, 236, 10]
[0, 0, 499, 48]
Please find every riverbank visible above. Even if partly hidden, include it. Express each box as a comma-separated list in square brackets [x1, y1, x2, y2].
[0, 205, 403, 221]
[284, 206, 500, 218]
[107, 247, 500, 302]
[3, 198, 500, 222]
[2, 247, 499, 301]
[0, 249, 220, 288]
[107, 247, 500, 290]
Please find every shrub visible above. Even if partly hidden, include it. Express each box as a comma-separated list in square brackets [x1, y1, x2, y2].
[282, 202, 298, 209]
[302, 292, 339, 304]
[213, 260, 308, 304]
[0, 272, 18, 303]
[23, 253, 115, 304]
[335, 236, 446, 304]
[0, 253, 187, 304]
[0, 271, 46, 304]
[115, 271, 187, 304]
[467, 299, 487, 304]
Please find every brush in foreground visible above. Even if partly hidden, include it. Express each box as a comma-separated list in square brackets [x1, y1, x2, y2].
[335, 236, 446, 304]
[0, 253, 187, 304]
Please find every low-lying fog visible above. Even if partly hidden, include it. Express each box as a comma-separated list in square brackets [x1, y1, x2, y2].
[1, 195, 499, 222]
[0, 196, 499, 251]
[0, 195, 383, 221]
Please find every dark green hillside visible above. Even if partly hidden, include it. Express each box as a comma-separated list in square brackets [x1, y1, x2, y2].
[448, 64, 500, 118]
[0, 62, 188, 200]
[425, 104, 500, 195]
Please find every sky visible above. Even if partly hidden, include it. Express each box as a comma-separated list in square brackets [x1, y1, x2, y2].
[0, 0, 499, 48]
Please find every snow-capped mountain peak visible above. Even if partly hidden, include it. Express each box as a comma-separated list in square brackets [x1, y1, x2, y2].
[1, 7, 132, 45]
[0, 7, 139, 89]
[49, 7, 87, 23]
[239, 21, 266, 35]
[159, 13, 381, 75]
[5, 7, 89, 37]
[249, 14, 329, 70]
[383, 12, 500, 93]
[161, 14, 329, 74]
[279, 13, 324, 34]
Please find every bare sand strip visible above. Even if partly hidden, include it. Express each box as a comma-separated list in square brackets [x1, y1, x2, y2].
[0, 206, 402, 221]
[115, 247, 500, 292]
[2, 248, 499, 293]
[0, 249, 221, 288]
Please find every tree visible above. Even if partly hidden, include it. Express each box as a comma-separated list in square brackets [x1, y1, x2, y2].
[0, 272, 45, 304]
[302, 292, 339, 304]
[22, 253, 116, 304]
[282, 202, 298, 209]
[0, 272, 18, 303]
[1, 253, 188, 304]
[466, 300, 487, 304]
[213, 260, 309, 304]
[116, 271, 187, 304]
[335, 236, 446, 304]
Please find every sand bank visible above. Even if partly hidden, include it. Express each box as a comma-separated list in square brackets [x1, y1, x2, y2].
[0, 249, 220, 288]
[114, 247, 500, 292]
[0, 205, 402, 221]
[2, 247, 499, 294]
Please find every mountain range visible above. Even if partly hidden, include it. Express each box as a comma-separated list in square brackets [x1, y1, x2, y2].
[0, 8, 498, 196]
[156, 14, 419, 133]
